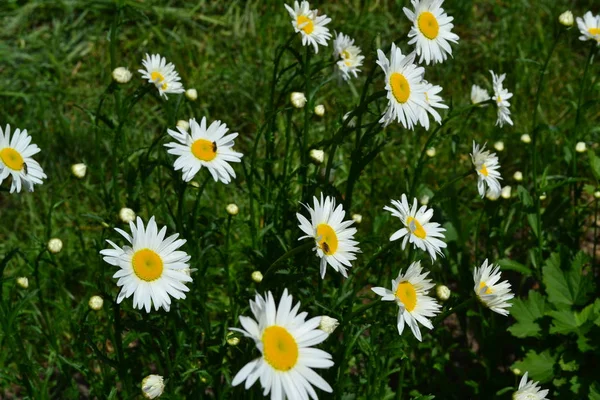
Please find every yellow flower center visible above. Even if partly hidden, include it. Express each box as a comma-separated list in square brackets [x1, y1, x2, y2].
[342, 50, 351, 59]
[479, 164, 489, 177]
[479, 281, 493, 294]
[262, 326, 299, 371]
[589, 27, 600, 36]
[395, 281, 417, 312]
[151, 71, 165, 83]
[0, 148, 24, 171]
[132, 249, 164, 282]
[191, 139, 217, 161]
[297, 15, 314, 34]
[406, 216, 427, 239]
[390, 72, 411, 104]
[316, 223, 338, 255]
[417, 11, 440, 40]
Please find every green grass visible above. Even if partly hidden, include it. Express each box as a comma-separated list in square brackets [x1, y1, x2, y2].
[1, 0, 599, 399]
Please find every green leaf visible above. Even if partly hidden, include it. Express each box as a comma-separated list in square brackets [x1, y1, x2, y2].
[527, 213, 539, 237]
[512, 350, 556, 383]
[542, 252, 593, 307]
[548, 309, 578, 334]
[589, 382, 600, 400]
[508, 290, 546, 337]
[508, 321, 541, 338]
[589, 150, 600, 181]
[497, 259, 532, 276]
[517, 185, 534, 208]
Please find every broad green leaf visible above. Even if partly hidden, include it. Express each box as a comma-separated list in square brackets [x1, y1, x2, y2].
[589, 382, 600, 400]
[497, 259, 532, 276]
[548, 309, 578, 334]
[542, 252, 593, 307]
[508, 321, 541, 338]
[512, 350, 556, 383]
[508, 290, 546, 337]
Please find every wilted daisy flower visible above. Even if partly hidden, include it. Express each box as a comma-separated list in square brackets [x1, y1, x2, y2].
[142, 374, 164, 399]
[165, 117, 243, 184]
[0, 124, 46, 193]
[576, 11, 600, 44]
[297, 194, 360, 278]
[490, 70, 514, 127]
[471, 84, 490, 106]
[471, 141, 502, 199]
[417, 81, 448, 130]
[138, 54, 184, 99]
[231, 289, 334, 399]
[384, 194, 447, 261]
[100, 216, 193, 313]
[513, 372, 549, 400]
[371, 261, 441, 341]
[473, 259, 514, 316]
[377, 43, 427, 128]
[285, 1, 331, 53]
[403, 0, 459, 65]
[333, 32, 365, 80]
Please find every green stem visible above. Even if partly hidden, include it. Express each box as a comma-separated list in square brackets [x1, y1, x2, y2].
[300, 46, 312, 202]
[265, 241, 314, 277]
[224, 214, 234, 319]
[112, 300, 129, 394]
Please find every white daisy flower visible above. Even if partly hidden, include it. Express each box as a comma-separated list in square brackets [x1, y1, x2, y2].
[384, 194, 447, 261]
[377, 43, 427, 129]
[333, 32, 365, 80]
[473, 259, 514, 316]
[471, 84, 490, 106]
[471, 141, 502, 199]
[403, 0, 459, 65]
[371, 261, 441, 341]
[142, 374, 165, 399]
[99, 216, 193, 313]
[0, 124, 46, 193]
[417, 81, 448, 130]
[490, 70, 514, 127]
[576, 11, 600, 44]
[297, 195, 360, 278]
[165, 117, 243, 184]
[513, 372, 549, 400]
[231, 289, 334, 399]
[138, 54, 185, 99]
[284, 1, 332, 53]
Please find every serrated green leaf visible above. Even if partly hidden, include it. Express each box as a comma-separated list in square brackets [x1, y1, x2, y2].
[548, 309, 578, 334]
[508, 321, 541, 338]
[509, 290, 546, 338]
[589, 382, 600, 400]
[497, 259, 532, 276]
[542, 252, 593, 307]
[512, 350, 556, 383]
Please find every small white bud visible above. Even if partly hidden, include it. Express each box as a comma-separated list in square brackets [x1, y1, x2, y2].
[290, 92, 307, 108]
[512, 368, 521, 376]
[436, 285, 451, 301]
[17, 277, 29, 289]
[575, 142, 587, 153]
[352, 214, 362, 224]
[539, 192, 547, 201]
[426, 147, 436, 157]
[48, 238, 63, 254]
[319, 316, 340, 334]
[226, 332, 240, 346]
[559, 11, 574, 27]
[71, 163, 87, 179]
[309, 149, 324, 165]
[486, 190, 500, 201]
[251, 270, 263, 283]
[141, 374, 164, 399]
[89, 295, 104, 311]
[189, 181, 200, 188]
[501, 186, 512, 199]
[226, 203, 239, 216]
[112, 67, 132, 84]
[185, 88, 198, 101]
[520, 134, 531, 144]
[420, 195, 430, 205]
[119, 208, 136, 223]
[513, 171, 523, 182]
[314, 104, 325, 117]
[494, 141, 504, 152]
[176, 120, 190, 131]
[595, 191, 600, 199]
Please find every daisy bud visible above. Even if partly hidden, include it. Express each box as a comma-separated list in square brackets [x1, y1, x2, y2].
[226, 332, 240, 346]
[309, 149, 324, 165]
[251, 270, 263, 283]
[314, 104, 325, 117]
[176, 120, 190, 131]
[420, 195, 430, 205]
[185, 88, 198, 101]
[595, 191, 600, 199]
[352, 214, 362, 224]
[520, 134, 531, 144]
[71, 163, 87, 179]
[119, 207, 136, 223]
[88, 295, 104, 311]
[141, 374, 164, 399]
[501, 186, 512, 199]
[436, 285, 451, 301]
[426, 147, 436, 157]
[189, 181, 200, 188]
[559, 11, 574, 27]
[319, 316, 340, 334]
[513, 171, 523, 182]
[512, 368, 521, 376]
[226, 203, 239, 216]
[539, 192, 547, 201]
[575, 142, 587, 153]
[343, 112, 357, 127]
[48, 238, 63, 254]
[486, 190, 500, 201]
[16, 277, 29, 289]
[290, 92, 307, 108]
[494, 141, 504, 152]
[112, 67, 132, 84]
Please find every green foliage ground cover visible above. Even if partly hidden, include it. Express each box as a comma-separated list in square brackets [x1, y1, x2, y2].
[0, 0, 599, 398]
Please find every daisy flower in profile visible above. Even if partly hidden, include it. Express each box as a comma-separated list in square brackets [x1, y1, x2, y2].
[417, 81, 447, 130]
[333, 32, 365, 80]
[384, 194, 446, 261]
[138, 54, 185, 99]
[576, 11, 600, 44]
[141, 374, 165, 399]
[285, 1, 331, 53]
[231, 289, 334, 399]
[0, 124, 46, 193]
[165, 117, 243, 184]
[473, 259, 514, 316]
[490, 70, 514, 127]
[377, 43, 427, 128]
[297, 195, 360, 278]
[371, 261, 441, 341]
[403, 0, 459, 65]
[471, 141, 502, 199]
[513, 371, 549, 400]
[99, 216, 192, 313]
[471, 84, 490, 106]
